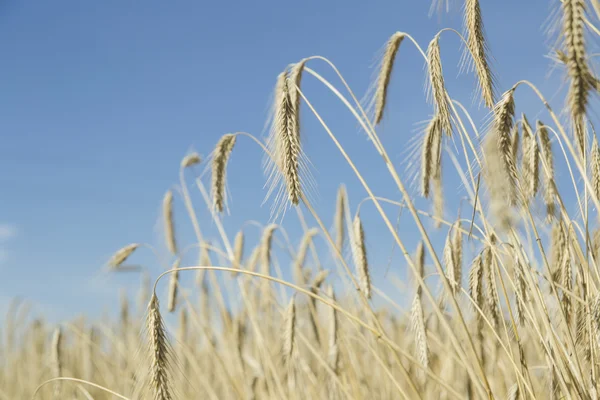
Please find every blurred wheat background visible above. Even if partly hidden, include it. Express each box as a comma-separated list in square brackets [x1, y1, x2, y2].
[3, 0, 600, 399]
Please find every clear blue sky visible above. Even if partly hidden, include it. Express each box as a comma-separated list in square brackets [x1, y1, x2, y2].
[0, 0, 566, 321]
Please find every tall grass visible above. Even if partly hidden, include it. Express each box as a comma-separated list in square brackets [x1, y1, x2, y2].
[6, 1, 600, 399]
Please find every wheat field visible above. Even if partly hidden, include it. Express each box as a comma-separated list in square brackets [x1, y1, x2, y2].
[5, 0, 600, 399]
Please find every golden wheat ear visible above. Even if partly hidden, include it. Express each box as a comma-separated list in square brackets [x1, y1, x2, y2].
[426, 36, 453, 137]
[463, 0, 496, 108]
[373, 32, 405, 125]
[147, 294, 173, 400]
[561, 0, 593, 156]
[210, 133, 237, 213]
[162, 190, 177, 255]
[351, 214, 371, 299]
[263, 65, 313, 218]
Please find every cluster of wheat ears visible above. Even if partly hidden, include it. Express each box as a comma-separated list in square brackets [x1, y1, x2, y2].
[5, 0, 600, 399]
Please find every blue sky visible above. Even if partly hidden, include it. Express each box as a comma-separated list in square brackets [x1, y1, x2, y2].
[0, 0, 569, 321]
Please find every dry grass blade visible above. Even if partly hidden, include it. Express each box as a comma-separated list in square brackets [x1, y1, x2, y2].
[464, 0, 495, 108]
[211, 133, 237, 213]
[351, 214, 371, 299]
[427, 36, 453, 136]
[374, 32, 405, 124]
[163, 190, 177, 255]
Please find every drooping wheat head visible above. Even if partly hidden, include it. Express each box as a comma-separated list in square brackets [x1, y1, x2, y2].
[464, 0, 495, 108]
[374, 32, 406, 125]
[427, 36, 453, 136]
[211, 133, 237, 213]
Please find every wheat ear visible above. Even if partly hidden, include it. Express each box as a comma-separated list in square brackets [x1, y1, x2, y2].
[211, 133, 237, 213]
[374, 32, 405, 124]
[167, 258, 181, 313]
[352, 214, 371, 299]
[464, 0, 495, 108]
[232, 231, 244, 276]
[427, 36, 453, 136]
[162, 190, 177, 255]
[147, 294, 173, 400]
[109, 243, 140, 269]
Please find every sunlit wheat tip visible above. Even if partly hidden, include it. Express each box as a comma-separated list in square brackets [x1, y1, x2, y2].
[374, 32, 405, 124]
[162, 190, 177, 255]
[211, 133, 237, 213]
